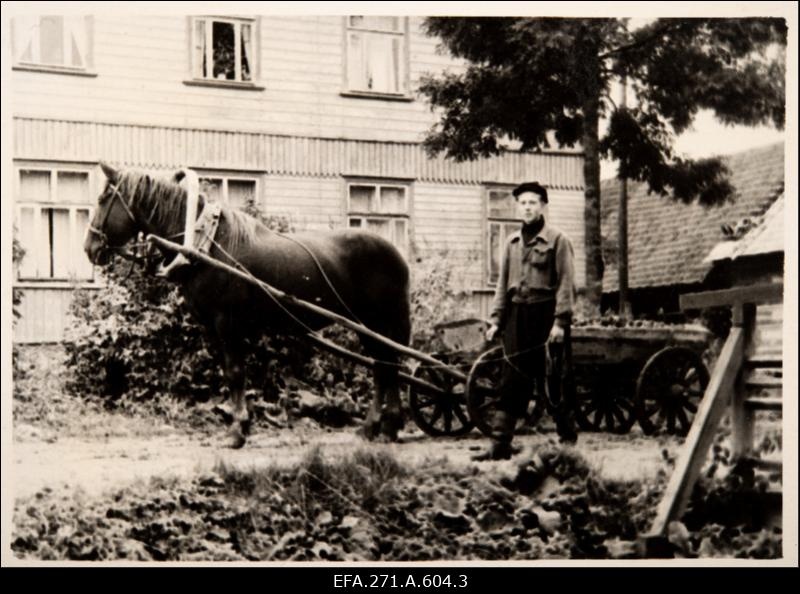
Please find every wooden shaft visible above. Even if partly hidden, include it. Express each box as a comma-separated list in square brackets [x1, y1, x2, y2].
[304, 332, 448, 397]
[147, 234, 468, 383]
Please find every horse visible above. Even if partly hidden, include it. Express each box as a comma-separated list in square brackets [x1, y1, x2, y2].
[84, 162, 411, 448]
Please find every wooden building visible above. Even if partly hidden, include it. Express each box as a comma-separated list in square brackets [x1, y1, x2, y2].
[600, 142, 785, 318]
[9, 14, 586, 343]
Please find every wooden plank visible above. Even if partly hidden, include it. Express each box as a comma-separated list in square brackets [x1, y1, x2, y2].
[742, 457, 783, 472]
[732, 304, 755, 460]
[744, 397, 783, 411]
[679, 283, 783, 311]
[745, 356, 783, 369]
[645, 327, 745, 538]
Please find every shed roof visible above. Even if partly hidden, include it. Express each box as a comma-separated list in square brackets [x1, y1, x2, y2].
[601, 142, 784, 292]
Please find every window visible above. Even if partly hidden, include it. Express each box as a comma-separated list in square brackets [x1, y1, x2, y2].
[347, 182, 409, 257]
[191, 17, 255, 83]
[486, 188, 521, 286]
[198, 175, 257, 211]
[345, 16, 408, 96]
[12, 16, 92, 71]
[15, 168, 94, 282]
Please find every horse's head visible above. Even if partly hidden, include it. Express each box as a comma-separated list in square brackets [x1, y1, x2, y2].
[84, 162, 140, 265]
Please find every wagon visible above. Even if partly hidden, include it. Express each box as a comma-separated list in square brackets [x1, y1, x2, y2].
[465, 322, 713, 438]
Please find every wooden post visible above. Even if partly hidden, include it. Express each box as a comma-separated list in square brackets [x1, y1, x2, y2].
[618, 75, 632, 320]
[731, 303, 757, 458]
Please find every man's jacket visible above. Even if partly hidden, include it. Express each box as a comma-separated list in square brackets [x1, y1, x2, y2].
[489, 222, 576, 330]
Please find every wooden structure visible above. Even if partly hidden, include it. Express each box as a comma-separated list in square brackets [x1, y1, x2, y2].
[640, 282, 783, 556]
[9, 13, 586, 342]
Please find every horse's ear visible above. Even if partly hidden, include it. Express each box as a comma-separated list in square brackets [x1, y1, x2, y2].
[172, 170, 186, 184]
[99, 161, 120, 183]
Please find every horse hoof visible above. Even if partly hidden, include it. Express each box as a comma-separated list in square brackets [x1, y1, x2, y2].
[357, 422, 381, 442]
[380, 415, 403, 441]
[228, 429, 247, 449]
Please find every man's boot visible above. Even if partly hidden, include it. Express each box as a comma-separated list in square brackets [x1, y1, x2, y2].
[471, 409, 518, 461]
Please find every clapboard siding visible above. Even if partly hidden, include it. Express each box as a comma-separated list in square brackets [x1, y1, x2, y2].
[10, 16, 503, 143]
[547, 190, 586, 289]
[753, 303, 783, 359]
[414, 184, 484, 288]
[262, 176, 344, 231]
[13, 287, 86, 343]
[13, 118, 585, 188]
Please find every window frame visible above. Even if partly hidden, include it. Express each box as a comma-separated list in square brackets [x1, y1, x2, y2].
[14, 165, 96, 284]
[185, 15, 263, 90]
[485, 185, 521, 288]
[345, 179, 411, 258]
[342, 16, 411, 100]
[11, 15, 96, 76]
[195, 171, 261, 211]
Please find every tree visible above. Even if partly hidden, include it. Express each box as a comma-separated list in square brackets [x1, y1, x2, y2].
[419, 18, 786, 315]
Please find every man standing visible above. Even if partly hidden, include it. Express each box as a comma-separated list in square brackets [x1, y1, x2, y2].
[473, 181, 577, 461]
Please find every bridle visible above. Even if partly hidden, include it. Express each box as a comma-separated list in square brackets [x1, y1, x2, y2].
[88, 182, 138, 248]
[88, 181, 161, 268]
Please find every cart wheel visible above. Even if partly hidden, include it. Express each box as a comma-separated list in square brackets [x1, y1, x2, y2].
[466, 346, 545, 439]
[636, 347, 709, 436]
[408, 357, 473, 437]
[573, 370, 636, 434]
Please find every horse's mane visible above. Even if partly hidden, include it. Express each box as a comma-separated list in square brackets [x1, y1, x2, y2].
[118, 170, 263, 251]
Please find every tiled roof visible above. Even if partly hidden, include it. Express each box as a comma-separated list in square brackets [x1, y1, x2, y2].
[601, 142, 784, 292]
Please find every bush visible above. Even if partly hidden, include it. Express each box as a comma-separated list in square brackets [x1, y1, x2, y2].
[409, 250, 479, 352]
[12, 233, 26, 381]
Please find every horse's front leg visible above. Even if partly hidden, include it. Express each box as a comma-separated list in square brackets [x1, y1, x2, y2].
[219, 336, 250, 449]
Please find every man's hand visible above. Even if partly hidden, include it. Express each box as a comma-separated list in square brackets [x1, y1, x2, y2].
[486, 324, 499, 342]
[548, 324, 564, 343]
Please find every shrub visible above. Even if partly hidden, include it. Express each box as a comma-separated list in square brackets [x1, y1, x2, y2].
[12, 233, 26, 381]
[409, 250, 479, 352]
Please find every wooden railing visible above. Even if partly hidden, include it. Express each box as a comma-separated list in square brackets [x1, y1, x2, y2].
[640, 282, 783, 556]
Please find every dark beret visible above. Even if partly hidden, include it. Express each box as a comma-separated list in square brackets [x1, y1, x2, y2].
[512, 182, 548, 203]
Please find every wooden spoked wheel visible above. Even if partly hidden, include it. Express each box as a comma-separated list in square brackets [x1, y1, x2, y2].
[408, 357, 473, 437]
[573, 367, 637, 434]
[635, 347, 710, 436]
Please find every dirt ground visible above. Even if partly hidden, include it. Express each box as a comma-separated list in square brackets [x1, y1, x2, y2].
[10, 344, 684, 502]
[11, 420, 681, 501]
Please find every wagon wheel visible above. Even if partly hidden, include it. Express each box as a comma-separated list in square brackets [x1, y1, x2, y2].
[635, 347, 710, 436]
[573, 368, 637, 434]
[408, 357, 473, 437]
[466, 346, 545, 439]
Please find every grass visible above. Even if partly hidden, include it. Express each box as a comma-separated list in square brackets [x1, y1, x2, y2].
[13, 344, 181, 441]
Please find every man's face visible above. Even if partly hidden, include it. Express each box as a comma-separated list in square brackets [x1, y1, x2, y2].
[516, 191, 546, 224]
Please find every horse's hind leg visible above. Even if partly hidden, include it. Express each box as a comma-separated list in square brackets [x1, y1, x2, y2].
[375, 359, 403, 440]
[359, 338, 404, 442]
